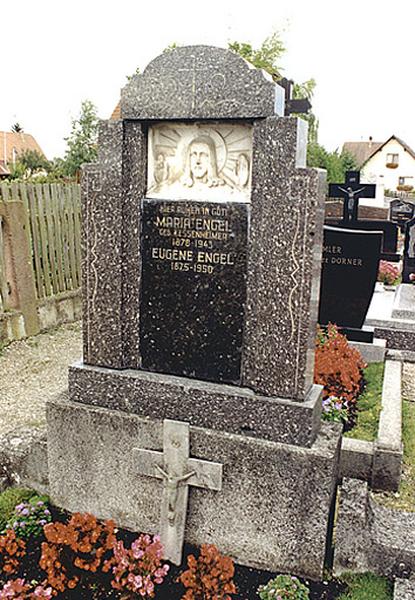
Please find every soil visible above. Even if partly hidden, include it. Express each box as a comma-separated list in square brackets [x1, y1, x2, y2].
[4, 512, 347, 600]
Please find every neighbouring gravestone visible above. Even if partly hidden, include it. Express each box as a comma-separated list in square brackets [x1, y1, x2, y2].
[319, 172, 383, 342]
[390, 198, 415, 231]
[46, 46, 341, 578]
[319, 226, 383, 341]
[402, 214, 415, 282]
[325, 201, 389, 221]
[326, 171, 399, 261]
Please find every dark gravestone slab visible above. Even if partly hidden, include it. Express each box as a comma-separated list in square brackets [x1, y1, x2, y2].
[319, 226, 382, 332]
[140, 199, 248, 384]
[390, 199, 415, 231]
[403, 215, 415, 282]
[325, 217, 399, 260]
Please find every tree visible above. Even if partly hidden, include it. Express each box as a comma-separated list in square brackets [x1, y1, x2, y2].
[61, 100, 99, 179]
[229, 33, 318, 142]
[19, 149, 50, 176]
[228, 33, 286, 79]
[9, 149, 51, 180]
[307, 143, 358, 183]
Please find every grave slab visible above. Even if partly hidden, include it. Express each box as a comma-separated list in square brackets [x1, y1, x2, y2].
[47, 396, 341, 580]
[392, 284, 415, 320]
[69, 362, 323, 447]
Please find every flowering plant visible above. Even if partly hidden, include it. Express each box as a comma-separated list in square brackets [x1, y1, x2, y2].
[0, 529, 26, 577]
[377, 260, 400, 286]
[0, 579, 53, 599]
[103, 533, 169, 598]
[258, 574, 310, 599]
[178, 544, 237, 599]
[315, 324, 366, 429]
[321, 396, 349, 424]
[6, 500, 52, 541]
[40, 513, 116, 594]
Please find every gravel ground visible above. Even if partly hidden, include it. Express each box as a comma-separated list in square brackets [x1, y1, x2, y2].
[0, 322, 82, 435]
[403, 362, 415, 402]
[1, 323, 414, 437]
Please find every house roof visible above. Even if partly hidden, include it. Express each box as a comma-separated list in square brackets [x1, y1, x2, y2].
[342, 135, 415, 167]
[110, 102, 121, 120]
[0, 131, 45, 166]
[342, 140, 383, 167]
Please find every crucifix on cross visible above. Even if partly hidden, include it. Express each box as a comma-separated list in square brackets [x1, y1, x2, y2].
[328, 171, 376, 224]
[132, 419, 223, 565]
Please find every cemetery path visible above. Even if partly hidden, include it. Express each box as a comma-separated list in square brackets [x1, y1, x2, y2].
[0, 321, 82, 435]
[1, 322, 415, 442]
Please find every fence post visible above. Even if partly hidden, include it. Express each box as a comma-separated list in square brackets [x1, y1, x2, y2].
[0, 200, 40, 336]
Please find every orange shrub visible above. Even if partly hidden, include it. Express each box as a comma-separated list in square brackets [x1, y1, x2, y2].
[178, 544, 237, 600]
[314, 324, 366, 405]
[39, 513, 116, 594]
[0, 529, 26, 577]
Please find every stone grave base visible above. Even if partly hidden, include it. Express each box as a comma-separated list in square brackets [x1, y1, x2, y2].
[46, 395, 341, 580]
[349, 338, 386, 363]
[68, 362, 323, 447]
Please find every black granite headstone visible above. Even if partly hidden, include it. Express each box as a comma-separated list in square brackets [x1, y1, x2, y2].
[325, 217, 399, 260]
[140, 199, 248, 384]
[390, 199, 415, 231]
[319, 226, 382, 335]
[402, 215, 415, 283]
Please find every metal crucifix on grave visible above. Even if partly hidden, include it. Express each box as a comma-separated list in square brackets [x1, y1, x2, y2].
[329, 170, 376, 224]
[132, 420, 223, 565]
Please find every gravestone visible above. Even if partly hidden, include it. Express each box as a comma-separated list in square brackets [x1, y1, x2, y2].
[328, 171, 376, 223]
[402, 215, 415, 282]
[325, 200, 388, 221]
[390, 198, 415, 231]
[319, 226, 383, 341]
[326, 171, 399, 261]
[320, 172, 383, 341]
[46, 46, 341, 579]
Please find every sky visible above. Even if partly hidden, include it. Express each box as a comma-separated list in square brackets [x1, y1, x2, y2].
[2, 0, 415, 160]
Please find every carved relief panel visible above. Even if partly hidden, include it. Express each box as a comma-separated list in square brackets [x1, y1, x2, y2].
[147, 122, 253, 202]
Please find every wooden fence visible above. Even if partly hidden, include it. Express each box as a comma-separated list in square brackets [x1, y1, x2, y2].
[0, 182, 82, 302]
[0, 216, 7, 311]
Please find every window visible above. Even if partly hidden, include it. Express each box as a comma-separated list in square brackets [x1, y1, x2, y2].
[386, 153, 399, 167]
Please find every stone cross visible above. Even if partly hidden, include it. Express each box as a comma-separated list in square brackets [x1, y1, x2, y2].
[329, 171, 376, 224]
[132, 419, 223, 565]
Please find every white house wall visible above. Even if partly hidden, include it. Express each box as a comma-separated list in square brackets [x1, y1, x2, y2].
[362, 138, 415, 195]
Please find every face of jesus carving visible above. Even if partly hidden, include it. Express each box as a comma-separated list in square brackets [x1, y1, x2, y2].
[189, 142, 211, 181]
[181, 134, 223, 189]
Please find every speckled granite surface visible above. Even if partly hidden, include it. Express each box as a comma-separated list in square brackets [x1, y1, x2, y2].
[121, 45, 284, 120]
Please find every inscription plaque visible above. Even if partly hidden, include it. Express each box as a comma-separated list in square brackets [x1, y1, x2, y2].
[140, 199, 249, 384]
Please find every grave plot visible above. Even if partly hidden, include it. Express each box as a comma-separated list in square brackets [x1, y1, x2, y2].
[1, 45, 413, 600]
[48, 44, 338, 580]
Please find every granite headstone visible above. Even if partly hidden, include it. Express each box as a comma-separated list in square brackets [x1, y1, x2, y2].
[319, 226, 382, 340]
[47, 45, 341, 579]
[390, 198, 415, 231]
[325, 218, 399, 260]
[402, 215, 415, 282]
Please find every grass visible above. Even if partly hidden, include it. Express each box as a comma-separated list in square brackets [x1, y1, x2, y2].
[345, 362, 384, 442]
[338, 572, 393, 600]
[0, 488, 39, 531]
